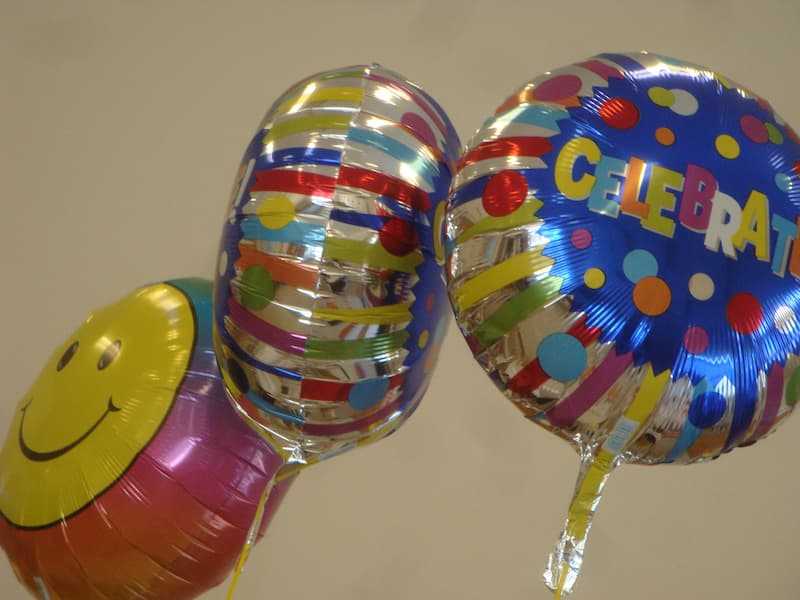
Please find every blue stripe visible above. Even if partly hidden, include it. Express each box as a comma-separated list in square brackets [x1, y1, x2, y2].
[348, 128, 439, 187]
[330, 209, 387, 231]
[246, 391, 305, 425]
[511, 105, 569, 131]
[241, 216, 326, 245]
[254, 147, 342, 171]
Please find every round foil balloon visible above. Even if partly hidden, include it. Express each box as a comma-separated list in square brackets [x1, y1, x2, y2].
[445, 52, 800, 597]
[214, 64, 460, 464]
[0, 279, 293, 599]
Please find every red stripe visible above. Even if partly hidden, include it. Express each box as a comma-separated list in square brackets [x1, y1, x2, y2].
[507, 317, 601, 396]
[251, 169, 337, 198]
[458, 137, 553, 170]
[337, 165, 430, 211]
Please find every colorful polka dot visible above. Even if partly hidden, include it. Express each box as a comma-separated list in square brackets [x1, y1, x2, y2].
[425, 293, 435, 313]
[655, 127, 675, 146]
[584, 268, 606, 289]
[715, 134, 740, 159]
[599, 98, 639, 129]
[683, 326, 709, 354]
[533, 74, 582, 102]
[239, 265, 275, 310]
[258, 194, 295, 230]
[623, 249, 658, 283]
[670, 89, 699, 116]
[379, 218, 419, 256]
[774, 305, 797, 334]
[740, 115, 768, 143]
[688, 391, 726, 428]
[571, 228, 592, 249]
[482, 170, 528, 217]
[648, 87, 674, 107]
[633, 276, 672, 316]
[348, 378, 389, 411]
[418, 330, 430, 349]
[537, 333, 587, 382]
[775, 173, 792, 193]
[688, 272, 715, 301]
[726, 292, 763, 334]
[401, 112, 437, 148]
[765, 122, 784, 144]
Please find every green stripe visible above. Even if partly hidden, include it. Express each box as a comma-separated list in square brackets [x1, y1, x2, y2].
[305, 330, 410, 360]
[472, 276, 563, 348]
[324, 238, 422, 273]
[266, 113, 351, 142]
[456, 198, 543, 245]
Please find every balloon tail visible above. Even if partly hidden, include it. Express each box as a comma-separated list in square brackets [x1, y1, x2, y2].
[226, 475, 276, 600]
[543, 450, 615, 599]
[544, 365, 668, 598]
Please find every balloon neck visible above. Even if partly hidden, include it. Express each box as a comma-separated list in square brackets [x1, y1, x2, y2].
[544, 450, 617, 599]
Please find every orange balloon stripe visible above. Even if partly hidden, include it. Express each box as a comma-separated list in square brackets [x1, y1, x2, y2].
[236, 244, 319, 290]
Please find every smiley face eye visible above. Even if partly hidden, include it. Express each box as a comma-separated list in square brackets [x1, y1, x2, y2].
[97, 340, 122, 371]
[57, 341, 80, 372]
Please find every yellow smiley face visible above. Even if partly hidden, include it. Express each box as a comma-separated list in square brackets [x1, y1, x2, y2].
[0, 283, 195, 528]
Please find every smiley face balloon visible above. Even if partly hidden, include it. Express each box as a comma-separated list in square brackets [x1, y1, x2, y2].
[0, 279, 293, 599]
[445, 52, 800, 597]
[214, 65, 460, 464]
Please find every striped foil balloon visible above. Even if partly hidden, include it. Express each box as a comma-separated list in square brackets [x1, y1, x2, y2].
[445, 52, 800, 597]
[214, 65, 459, 464]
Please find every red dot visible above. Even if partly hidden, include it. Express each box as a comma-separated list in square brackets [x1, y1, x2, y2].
[599, 98, 639, 129]
[482, 170, 528, 217]
[793, 160, 800, 177]
[425, 293, 435, 312]
[379, 218, 419, 256]
[726, 292, 763, 334]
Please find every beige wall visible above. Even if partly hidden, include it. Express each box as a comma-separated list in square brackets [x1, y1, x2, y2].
[2, 1, 800, 598]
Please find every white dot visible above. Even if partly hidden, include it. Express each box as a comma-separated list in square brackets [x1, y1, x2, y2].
[689, 272, 714, 300]
[775, 306, 797, 334]
[670, 89, 699, 116]
[218, 251, 229, 276]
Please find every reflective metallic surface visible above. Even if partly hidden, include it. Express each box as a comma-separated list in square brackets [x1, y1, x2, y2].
[0, 279, 292, 599]
[445, 52, 800, 597]
[214, 65, 460, 465]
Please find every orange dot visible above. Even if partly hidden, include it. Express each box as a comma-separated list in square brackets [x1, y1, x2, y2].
[633, 276, 671, 316]
[655, 127, 675, 146]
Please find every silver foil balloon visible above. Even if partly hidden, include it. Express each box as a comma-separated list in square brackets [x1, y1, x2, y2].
[445, 52, 800, 597]
[213, 64, 460, 466]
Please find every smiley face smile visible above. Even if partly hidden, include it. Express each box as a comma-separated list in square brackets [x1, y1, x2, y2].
[18, 397, 121, 462]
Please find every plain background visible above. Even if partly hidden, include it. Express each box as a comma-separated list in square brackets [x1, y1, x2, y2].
[2, 1, 800, 598]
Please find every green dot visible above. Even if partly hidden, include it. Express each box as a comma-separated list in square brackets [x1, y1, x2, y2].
[787, 366, 800, 407]
[766, 122, 784, 144]
[239, 265, 274, 310]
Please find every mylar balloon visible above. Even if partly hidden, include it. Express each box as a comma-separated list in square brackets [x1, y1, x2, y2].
[444, 52, 800, 597]
[0, 279, 293, 599]
[214, 64, 460, 464]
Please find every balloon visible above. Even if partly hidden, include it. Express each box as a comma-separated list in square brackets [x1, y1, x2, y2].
[444, 52, 800, 597]
[214, 64, 460, 465]
[0, 279, 293, 599]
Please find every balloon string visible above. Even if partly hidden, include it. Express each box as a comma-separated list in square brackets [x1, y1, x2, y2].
[226, 475, 277, 600]
[544, 365, 669, 599]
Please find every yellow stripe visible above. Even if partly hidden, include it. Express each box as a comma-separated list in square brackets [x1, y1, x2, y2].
[312, 303, 412, 325]
[265, 113, 351, 144]
[565, 365, 668, 541]
[276, 87, 365, 115]
[455, 198, 543, 245]
[324, 238, 422, 273]
[453, 249, 553, 311]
